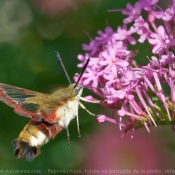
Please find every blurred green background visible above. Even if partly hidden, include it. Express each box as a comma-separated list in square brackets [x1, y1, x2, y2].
[0, 0, 175, 174]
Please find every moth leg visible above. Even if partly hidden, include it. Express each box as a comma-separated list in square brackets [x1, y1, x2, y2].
[66, 128, 70, 148]
[79, 102, 96, 117]
[80, 97, 100, 103]
[76, 113, 81, 137]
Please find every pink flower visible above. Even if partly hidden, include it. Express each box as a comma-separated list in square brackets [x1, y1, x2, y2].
[163, 6, 175, 21]
[95, 26, 114, 43]
[140, 0, 159, 11]
[82, 26, 114, 57]
[131, 16, 151, 43]
[148, 25, 169, 54]
[112, 26, 136, 45]
[75, 0, 175, 135]
[121, 2, 143, 24]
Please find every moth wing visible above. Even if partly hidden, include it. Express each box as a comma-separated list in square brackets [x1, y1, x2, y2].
[0, 83, 48, 118]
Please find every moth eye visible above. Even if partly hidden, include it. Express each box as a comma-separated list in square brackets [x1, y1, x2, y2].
[73, 86, 82, 96]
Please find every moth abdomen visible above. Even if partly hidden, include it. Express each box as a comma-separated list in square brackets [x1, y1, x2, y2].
[12, 119, 63, 161]
[12, 140, 40, 162]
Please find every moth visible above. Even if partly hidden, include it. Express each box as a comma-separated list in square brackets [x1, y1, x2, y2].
[0, 52, 96, 161]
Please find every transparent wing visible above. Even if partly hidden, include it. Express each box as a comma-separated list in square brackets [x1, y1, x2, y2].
[0, 83, 48, 118]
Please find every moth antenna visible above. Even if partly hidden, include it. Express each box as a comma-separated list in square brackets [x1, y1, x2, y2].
[55, 51, 72, 85]
[74, 58, 90, 88]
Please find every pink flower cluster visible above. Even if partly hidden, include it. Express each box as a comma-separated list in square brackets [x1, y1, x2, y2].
[75, 0, 175, 133]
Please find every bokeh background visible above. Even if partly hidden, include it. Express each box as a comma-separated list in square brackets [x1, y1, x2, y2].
[0, 0, 175, 174]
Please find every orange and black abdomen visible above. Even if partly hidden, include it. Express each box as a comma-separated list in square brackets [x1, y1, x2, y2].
[12, 119, 62, 161]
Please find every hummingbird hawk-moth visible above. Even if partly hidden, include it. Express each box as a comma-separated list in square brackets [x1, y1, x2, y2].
[0, 52, 96, 161]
